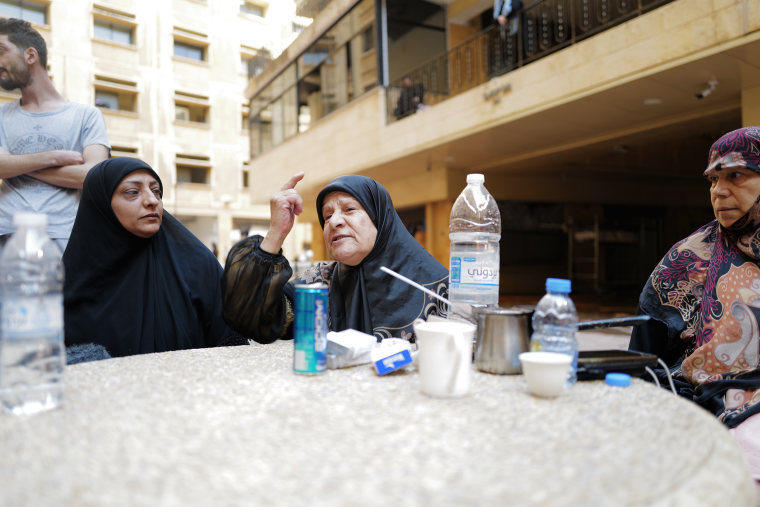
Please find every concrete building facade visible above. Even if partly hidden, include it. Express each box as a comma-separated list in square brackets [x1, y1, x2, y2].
[245, 0, 760, 297]
[0, 0, 311, 260]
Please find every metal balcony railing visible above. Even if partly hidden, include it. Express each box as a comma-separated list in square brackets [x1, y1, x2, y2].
[386, 0, 673, 124]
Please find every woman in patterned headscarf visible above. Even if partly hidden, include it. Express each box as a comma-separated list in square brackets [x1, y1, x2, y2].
[631, 126, 760, 494]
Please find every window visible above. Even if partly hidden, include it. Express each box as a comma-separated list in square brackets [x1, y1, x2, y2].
[110, 145, 138, 157]
[173, 27, 208, 62]
[175, 92, 209, 124]
[174, 41, 204, 61]
[94, 19, 133, 45]
[242, 169, 249, 189]
[176, 154, 210, 185]
[240, 46, 260, 74]
[177, 165, 209, 184]
[362, 26, 374, 53]
[248, 51, 270, 77]
[94, 76, 137, 112]
[240, 1, 264, 17]
[0, 1, 46, 25]
[241, 104, 249, 130]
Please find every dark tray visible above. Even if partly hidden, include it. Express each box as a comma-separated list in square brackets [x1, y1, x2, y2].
[576, 349, 660, 381]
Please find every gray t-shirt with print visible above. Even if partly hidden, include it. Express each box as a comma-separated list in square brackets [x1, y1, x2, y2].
[0, 100, 110, 239]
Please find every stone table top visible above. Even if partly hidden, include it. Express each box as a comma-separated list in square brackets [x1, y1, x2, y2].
[0, 341, 755, 506]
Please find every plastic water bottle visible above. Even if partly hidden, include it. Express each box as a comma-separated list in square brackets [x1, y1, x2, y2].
[530, 277, 579, 385]
[0, 213, 65, 415]
[448, 173, 501, 319]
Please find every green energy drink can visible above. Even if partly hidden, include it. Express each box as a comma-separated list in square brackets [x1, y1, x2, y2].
[293, 283, 328, 374]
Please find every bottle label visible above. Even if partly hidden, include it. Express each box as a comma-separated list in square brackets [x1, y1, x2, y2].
[449, 252, 499, 288]
[1, 295, 63, 337]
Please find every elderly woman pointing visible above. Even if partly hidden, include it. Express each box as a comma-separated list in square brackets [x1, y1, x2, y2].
[222, 173, 448, 343]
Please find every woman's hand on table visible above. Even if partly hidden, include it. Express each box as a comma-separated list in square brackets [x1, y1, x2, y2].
[260, 172, 305, 254]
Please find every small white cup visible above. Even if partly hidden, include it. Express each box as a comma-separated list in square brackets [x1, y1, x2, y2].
[413, 320, 476, 397]
[518, 351, 572, 398]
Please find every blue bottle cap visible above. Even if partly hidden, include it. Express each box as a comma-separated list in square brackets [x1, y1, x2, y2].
[546, 278, 571, 294]
[605, 372, 631, 387]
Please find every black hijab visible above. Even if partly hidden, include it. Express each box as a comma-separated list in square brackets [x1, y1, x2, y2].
[315, 175, 448, 340]
[63, 157, 242, 357]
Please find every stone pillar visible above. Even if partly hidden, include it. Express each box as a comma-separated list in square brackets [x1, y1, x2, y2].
[311, 221, 327, 261]
[425, 200, 453, 269]
[217, 209, 233, 264]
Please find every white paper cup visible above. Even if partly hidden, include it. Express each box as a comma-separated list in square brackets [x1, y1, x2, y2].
[519, 352, 572, 398]
[413, 320, 475, 397]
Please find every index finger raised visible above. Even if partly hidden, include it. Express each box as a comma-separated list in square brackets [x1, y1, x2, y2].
[281, 172, 305, 191]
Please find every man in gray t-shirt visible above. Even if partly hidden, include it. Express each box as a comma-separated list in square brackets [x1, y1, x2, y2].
[0, 18, 110, 254]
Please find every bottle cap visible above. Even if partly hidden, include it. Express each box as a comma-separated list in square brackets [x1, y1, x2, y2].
[13, 212, 47, 228]
[545, 278, 571, 293]
[605, 372, 631, 387]
[466, 173, 484, 185]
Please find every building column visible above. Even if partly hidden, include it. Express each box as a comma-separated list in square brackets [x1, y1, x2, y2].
[311, 221, 327, 261]
[425, 199, 453, 269]
[742, 86, 760, 126]
[217, 209, 233, 263]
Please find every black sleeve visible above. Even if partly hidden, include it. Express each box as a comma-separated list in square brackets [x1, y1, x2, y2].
[628, 306, 687, 367]
[221, 235, 294, 344]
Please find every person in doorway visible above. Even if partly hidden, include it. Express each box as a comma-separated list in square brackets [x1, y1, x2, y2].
[630, 126, 760, 498]
[222, 173, 448, 343]
[0, 18, 110, 256]
[393, 76, 424, 120]
[63, 157, 248, 359]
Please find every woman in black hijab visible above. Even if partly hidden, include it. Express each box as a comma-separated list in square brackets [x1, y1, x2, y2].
[64, 157, 247, 358]
[222, 173, 448, 343]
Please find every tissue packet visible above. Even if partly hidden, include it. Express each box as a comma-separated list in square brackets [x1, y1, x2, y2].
[326, 329, 377, 369]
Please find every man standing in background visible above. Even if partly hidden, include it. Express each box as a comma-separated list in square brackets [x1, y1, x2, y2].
[0, 18, 110, 256]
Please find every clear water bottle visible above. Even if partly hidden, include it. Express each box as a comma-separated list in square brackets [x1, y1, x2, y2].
[530, 277, 579, 385]
[0, 212, 65, 415]
[449, 173, 501, 319]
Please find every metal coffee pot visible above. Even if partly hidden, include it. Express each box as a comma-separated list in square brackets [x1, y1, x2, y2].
[474, 307, 532, 374]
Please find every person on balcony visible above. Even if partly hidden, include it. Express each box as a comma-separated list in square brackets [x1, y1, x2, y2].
[221, 173, 448, 343]
[630, 126, 760, 497]
[63, 157, 248, 360]
[489, 0, 524, 77]
[393, 76, 424, 120]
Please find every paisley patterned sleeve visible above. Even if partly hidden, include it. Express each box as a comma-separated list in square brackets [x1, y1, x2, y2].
[221, 235, 295, 344]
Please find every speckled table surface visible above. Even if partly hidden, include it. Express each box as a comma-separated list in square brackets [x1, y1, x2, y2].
[0, 341, 755, 507]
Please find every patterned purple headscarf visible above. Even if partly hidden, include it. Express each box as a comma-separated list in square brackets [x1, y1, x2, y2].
[704, 126, 760, 176]
[703, 127, 760, 237]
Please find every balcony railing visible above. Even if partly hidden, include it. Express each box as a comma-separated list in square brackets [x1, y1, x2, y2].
[386, 0, 673, 124]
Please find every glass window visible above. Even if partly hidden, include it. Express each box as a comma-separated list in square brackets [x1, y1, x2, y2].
[248, 0, 378, 159]
[0, 1, 46, 25]
[240, 1, 264, 17]
[175, 103, 208, 123]
[241, 104, 249, 130]
[174, 40, 205, 61]
[176, 165, 209, 184]
[95, 91, 119, 110]
[242, 170, 249, 189]
[362, 26, 374, 53]
[94, 19, 133, 45]
[94, 76, 138, 112]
